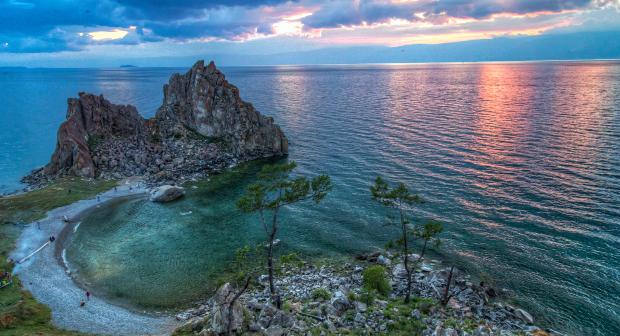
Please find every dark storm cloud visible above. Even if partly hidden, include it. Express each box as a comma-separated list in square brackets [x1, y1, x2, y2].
[117, 0, 294, 20]
[0, 0, 292, 52]
[302, 0, 606, 29]
[0, 0, 614, 53]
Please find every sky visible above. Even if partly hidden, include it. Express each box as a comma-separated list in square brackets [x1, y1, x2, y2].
[1, 0, 620, 67]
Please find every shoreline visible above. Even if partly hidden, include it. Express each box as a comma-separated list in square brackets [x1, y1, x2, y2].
[6, 177, 556, 336]
[9, 180, 179, 336]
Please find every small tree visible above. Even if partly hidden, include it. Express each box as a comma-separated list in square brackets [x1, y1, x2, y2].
[414, 219, 443, 262]
[237, 161, 332, 308]
[370, 176, 422, 303]
[224, 246, 261, 336]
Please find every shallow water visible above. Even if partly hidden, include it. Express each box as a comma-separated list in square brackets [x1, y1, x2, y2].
[1, 63, 619, 335]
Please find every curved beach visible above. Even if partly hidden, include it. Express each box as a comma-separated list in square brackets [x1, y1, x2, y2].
[10, 182, 179, 336]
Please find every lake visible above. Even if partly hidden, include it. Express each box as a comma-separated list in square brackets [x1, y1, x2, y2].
[1, 62, 619, 335]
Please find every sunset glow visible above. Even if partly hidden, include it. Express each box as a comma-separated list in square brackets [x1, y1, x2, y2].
[0, 0, 618, 65]
[88, 29, 129, 41]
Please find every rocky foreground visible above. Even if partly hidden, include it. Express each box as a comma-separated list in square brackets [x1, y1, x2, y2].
[174, 252, 555, 336]
[23, 60, 288, 188]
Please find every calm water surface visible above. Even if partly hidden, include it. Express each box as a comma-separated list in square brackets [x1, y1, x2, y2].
[1, 63, 619, 335]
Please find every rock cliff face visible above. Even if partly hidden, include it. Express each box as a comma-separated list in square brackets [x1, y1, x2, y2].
[156, 60, 288, 158]
[24, 60, 288, 186]
[44, 93, 145, 178]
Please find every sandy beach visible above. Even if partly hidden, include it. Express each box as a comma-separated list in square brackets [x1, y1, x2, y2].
[10, 181, 179, 336]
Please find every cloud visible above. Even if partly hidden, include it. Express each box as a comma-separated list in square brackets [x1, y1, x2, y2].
[301, 0, 615, 29]
[0, 0, 618, 53]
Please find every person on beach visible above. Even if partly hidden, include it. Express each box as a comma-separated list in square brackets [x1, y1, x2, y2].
[86, 291, 91, 300]
[80, 300, 85, 307]
[36, 221, 40, 230]
[114, 186, 118, 192]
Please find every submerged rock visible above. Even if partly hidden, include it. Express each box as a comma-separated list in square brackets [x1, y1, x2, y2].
[150, 185, 185, 202]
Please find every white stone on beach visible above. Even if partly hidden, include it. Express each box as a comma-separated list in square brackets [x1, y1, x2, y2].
[150, 185, 185, 202]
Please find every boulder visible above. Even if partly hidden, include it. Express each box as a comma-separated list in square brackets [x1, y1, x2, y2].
[376, 255, 391, 266]
[330, 290, 351, 315]
[150, 185, 185, 202]
[264, 325, 285, 336]
[210, 283, 244, 334]
[514, 308, 534, 324]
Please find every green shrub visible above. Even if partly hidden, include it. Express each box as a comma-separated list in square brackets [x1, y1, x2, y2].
[311, 287, 331, 301]
[362, 265, 391, 296]
[346, 291, 358, 302]
[87, 135, 103, 151]
[359, 289, 376, 306]
[463, 318, 478, 332]
[280, 253, 304, 268]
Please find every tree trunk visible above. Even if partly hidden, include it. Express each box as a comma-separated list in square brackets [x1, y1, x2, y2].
[400, 207, 412, 304]
[268, 208, 281, 309]
[227, 276, 251, 336]
[420, 239, 428, 259]
[267, 230, 276, 295]
[442, 265, 455, 305]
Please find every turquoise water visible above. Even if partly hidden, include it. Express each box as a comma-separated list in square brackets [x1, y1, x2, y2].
[1, 63, 619, 335]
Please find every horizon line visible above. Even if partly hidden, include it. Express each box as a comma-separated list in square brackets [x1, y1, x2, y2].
[3, 58, 620, 70]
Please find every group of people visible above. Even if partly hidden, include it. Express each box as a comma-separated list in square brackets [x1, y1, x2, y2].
[80, 291, 91, 307]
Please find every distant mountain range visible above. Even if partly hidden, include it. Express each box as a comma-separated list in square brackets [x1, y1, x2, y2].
[204, 31, 620, 66]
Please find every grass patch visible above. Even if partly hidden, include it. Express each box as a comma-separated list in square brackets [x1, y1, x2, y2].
[0, 178, 116, 335]
[0, 177, 118, 225]
[311, 287, 331, 301]
[362, 265, 391, 296]
[280, 252, 304, 269]
[86, 135, 103, 152]
[383, 298, 428, 335]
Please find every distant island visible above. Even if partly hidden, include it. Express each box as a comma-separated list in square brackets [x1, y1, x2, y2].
[119, 64, 137, 68]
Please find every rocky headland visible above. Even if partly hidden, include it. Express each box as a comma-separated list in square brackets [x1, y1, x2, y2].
[23, 60, 288, 188]
[174, 252, 553, 336]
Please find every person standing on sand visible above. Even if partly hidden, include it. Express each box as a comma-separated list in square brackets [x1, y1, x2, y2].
[86, 291, 90, 300]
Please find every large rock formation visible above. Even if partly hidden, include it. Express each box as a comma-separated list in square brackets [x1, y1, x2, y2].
[24, 60, 288, 186]
[156, 60, 288, 158]
[43, 93, 145, 178]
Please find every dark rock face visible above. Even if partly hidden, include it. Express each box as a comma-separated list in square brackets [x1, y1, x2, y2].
[24, 60, 287, 186]
[156, 60, 288, 158]
[44, 93, 145, 178]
